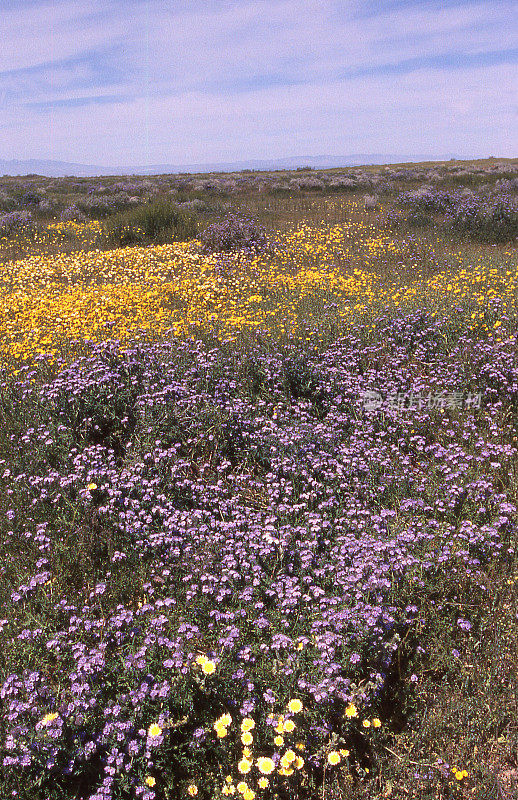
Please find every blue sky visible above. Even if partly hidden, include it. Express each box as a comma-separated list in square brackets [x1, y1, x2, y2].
[1, 0, 516, 166]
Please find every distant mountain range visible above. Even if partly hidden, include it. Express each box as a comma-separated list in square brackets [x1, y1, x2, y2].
[0, 153, 460, 178]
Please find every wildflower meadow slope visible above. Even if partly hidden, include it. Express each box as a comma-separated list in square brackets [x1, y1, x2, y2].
[0, 188, 517, 800]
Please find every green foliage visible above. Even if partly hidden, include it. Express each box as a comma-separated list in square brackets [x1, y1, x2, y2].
[104, 199, 198, 246]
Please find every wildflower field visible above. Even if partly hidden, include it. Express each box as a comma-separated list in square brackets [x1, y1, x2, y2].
[0, 162, 517, 800]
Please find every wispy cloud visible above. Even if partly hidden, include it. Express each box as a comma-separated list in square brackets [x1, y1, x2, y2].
[1, 0, 516, 164]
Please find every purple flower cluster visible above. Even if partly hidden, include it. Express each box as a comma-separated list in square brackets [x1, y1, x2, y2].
[1, 313, 516, 798]
[199, 214, 268, 254]
[0, 210, 34, 237]
[392, 187, 518, 241]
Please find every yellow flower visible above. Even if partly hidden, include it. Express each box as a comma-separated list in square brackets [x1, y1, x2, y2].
[223, 787, 236, 796]
[187, 785, 198, 796]
[296, 742, 305, 751]
[455, 770, 468, 781]
[257, 757, 275, 775]
[241, 718, 255, 732]
[148, 723, 162, 738]
[244, 790, 255, 800]
[40, 712, 58, 726]
[242, 747, 252, 759]
[288, 699, 303, 713]
[87, 482, 97, 491]
[241, 732, 253, 745]
[339, 749, 350, 758]
[362, 719, 371, 728]
[195, 655, 208, 665]
[372, 718, 381, 728]
[283, 720, 295, 733]
[236, 782, 249, 795]
[283, 749, 296, 763]
[238, 758, 252, 775]
[345, 704, 358, 718]
[274, 735, 284, 746]
[258, 777, 269, 789]
[202, 660, 216, 675]
[219, 713, 232, 726]
[145, 776, 156, 787]
[278, 766, 294, 776]
[327, 751, 341, 765]
[294, 756, 304, 770]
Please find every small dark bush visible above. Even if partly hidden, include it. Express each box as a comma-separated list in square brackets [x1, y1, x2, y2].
[446, 196, 518, 243]
[397, 188, 459, 213]
[199, 213, 268, 253]
[406, 210, 436, 228]
[21, 191, 41, 207]
[0, 210, 34, 237]
[60, 204, 87, 223]
[104, 199, 198, 246]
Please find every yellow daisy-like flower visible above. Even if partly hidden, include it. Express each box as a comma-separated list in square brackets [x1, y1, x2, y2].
[243, 790, 255, 800]
[223, 786, 235, 796]
[41, 712, 58, 726]
[372, 718, 381, 728]
[362, 719, 371, 728]
[339, 749, 350, 758]
[215, 724, 228, 738]
[455, 770, 468, 781]
[242, 747, 252, 759]
[148, 723, 162, 738]
[327, 751, 341, 765]
[283, 720, 295, 733]
[296, 742, 305, 751]
[187, 785, 198, 796]
[278, 766, 294, 776]
[256, 757, 275, 775]
[345, 704, 358, 718]
[226, 776, 233, 784]
[283, 749, 296, 763]
[274, 735, 284, 747]
[219, 713, 232, 726]
[236, 782, 249, 794]
[145, 776, 156, 787]
[195, 655, 208, 666]
[294, 756, 304, 770]
[87, 482, 97, 491]
[258, 777, 269, 789]
[241, 732, 253, 745]
[238, 758, 252, 775]
[288, 699, 303, 713]
[202, 660, 216, 675]
[241, 718, 255, 732]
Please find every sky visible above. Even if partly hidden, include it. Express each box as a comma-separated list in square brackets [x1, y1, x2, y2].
[0, 0, 517, 167]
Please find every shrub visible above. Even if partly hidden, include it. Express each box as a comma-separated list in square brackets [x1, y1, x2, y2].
[363, 194, 379, 211]
[199, 213, 268, 253]
[0, 210, 34, 237]
[446, 195, 518, 243]
[397, 188, 459, 213]
[60, 204, 87, 223]
[104, 199, 198, 246]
